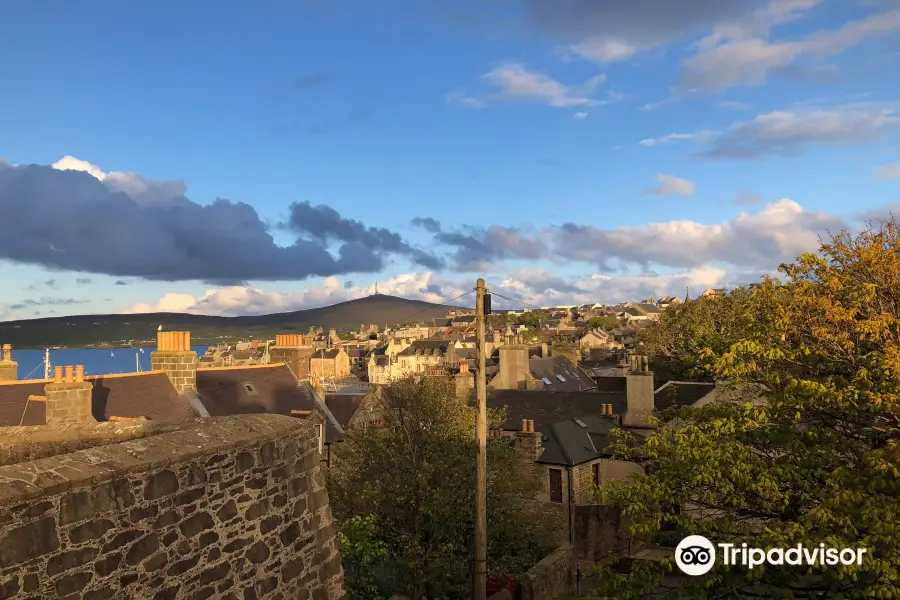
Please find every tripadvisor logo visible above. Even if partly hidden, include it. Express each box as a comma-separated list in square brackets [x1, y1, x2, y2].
[675, 536, 868, 576]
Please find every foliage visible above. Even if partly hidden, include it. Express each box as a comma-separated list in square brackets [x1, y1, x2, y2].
[327, 375, 556, 600]
[519, 329, 536, 343]
[587, 316, 618, 331]
[337, 332, 354, 341]
[636, 288, 754, 383]
[487, 313, 509, 330]
[338, 516, 391, 600]
[514, 312, 546, 328]
[589, 220, 900, 599]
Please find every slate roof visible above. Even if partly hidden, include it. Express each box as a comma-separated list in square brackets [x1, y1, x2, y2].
[528, 357, 597, 392]
[593, 376, 627, 393]
[486, 390, 626, 431]
[397, 339, 451, 357]
[0, 371, 196, 427]
[325, 394, 366, 427]
[196, 364, 343, 443]
[636, 303, 661, 314]
[537, 415, 620, 466]
[654, 381, 717, 411]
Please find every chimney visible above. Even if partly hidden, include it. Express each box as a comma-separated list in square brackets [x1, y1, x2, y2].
[540, 342, 549, 358]
[455, 362, 474, 400]
[45, 365, 95, 425]
[271, 333, 315, 380]
[150, 331, 198, 394]
[615, 358, 630, 377]
[622, 355, 655, 428]
[0, 344, 17, 381]
[493, 330, 502, 346]
[514, 418, 542, 463]
[497, 338, 531, 390]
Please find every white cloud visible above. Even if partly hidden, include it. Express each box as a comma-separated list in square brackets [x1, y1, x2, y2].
[445, 91, 488, 109]
[875, 162, 900, 180]
[696, 104, 900, 158]
[639, 131, 717, 146]
[53, 156, 108, 181]
[719, 100, 753, 110]
[568, 38, 643, 63]
[52, 155, 187, 203]
[648, 173, 696, 197]
[681, 8, 900, 93]
[481, 63, 601, 108]
[126, 267, 736, 317]
[574, 112, 588, 119]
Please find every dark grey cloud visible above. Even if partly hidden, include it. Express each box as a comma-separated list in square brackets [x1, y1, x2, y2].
[11, 298, 89, 309]
[286, 201, 443, 270]
[115, 280, 130, 286]
[517, 0, 755, 40]
[0, 163, 438, 283]
[412, 218, 547, 271]
[343, 280, 354, 289]
[24, 278, 57, 292]
[75, 277, 93, 284]
[294, 73, 332, 90]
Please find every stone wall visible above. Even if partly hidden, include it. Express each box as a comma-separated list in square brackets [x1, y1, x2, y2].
[0, 421, 186, 467]
[519, 544, 574, 600]
[0, 414, 345, 600]
[573, 505, 633, 563]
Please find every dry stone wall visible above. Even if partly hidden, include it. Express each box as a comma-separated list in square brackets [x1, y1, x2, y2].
[0, 414, 345, 600]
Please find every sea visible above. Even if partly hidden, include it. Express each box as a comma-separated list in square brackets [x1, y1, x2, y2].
[9, 346, 210, 380]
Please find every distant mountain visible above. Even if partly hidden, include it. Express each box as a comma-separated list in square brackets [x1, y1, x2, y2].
[0, 294, 467, 349]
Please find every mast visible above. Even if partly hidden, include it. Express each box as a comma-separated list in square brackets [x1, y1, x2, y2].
[44, 348, 51, 379]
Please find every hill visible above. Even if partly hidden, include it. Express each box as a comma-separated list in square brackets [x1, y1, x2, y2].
[0, 294, 467, 349]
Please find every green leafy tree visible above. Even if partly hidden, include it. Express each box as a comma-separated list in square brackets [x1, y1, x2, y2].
[637, 288, 754, 384]
[515, 312, 546, 328]
[487, 313, 509, 330]
[327, 376, 556, 599]
[589, 220, 900, 599]
[587, 316, 618, 331]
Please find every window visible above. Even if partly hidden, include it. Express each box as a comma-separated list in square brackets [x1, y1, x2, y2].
[557, 375, 567, 382]
[318, 423, 324, 453]
[549, 469, 563, 503]
[541, 377, 552, 385]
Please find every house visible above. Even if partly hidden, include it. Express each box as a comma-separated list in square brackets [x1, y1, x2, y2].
[657, 296, 682, 309]
[632, 303, 662, 321]
[309, 347, 352, 380]
[324, 386, 392, 431]
[702, 288, 726, 297]
[621, 307, 649, 323]
[368, 338, 461, 383]
[579, 329, 618, 351]
[449, 314, 477, 329]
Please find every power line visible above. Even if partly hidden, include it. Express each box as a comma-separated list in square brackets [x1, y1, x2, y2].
[486, 289, 543, 312]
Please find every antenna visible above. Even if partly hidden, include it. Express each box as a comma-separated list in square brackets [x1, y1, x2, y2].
[375, 281, 379, 294]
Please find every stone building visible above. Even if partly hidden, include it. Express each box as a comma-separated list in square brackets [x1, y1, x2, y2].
[309, 348, 352, 380]
[0, 344, 17, 381]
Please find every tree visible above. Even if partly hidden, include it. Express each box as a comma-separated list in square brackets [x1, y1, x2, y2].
[589, 220, 900, 599]
[636, 288, 753, 384]
[587, 316, 618, 331]
[514, 312, 545, 328]
[487, 313, 509, 331]
[327, 376, 556, 600]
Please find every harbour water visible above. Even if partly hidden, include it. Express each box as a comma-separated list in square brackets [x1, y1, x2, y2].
[9, 346, 209, 380]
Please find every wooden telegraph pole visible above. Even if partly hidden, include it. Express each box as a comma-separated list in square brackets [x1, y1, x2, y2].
[474, 278, 488, 600]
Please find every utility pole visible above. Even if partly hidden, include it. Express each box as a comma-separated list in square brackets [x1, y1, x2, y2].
[474, 278, 488, 600]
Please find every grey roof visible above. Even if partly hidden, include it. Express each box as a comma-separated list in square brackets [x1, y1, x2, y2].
[654, 381, 716, 411]
[486, 390, 626, 431]
[537, 415, 620, 466]
[528, 357, 596, 391]
[451, 315, 477, 324]
[593, 376, 627, 393]
[636, 303, 661, 314]
[397, 339, 452, 357]
[623, 307, 644, 317]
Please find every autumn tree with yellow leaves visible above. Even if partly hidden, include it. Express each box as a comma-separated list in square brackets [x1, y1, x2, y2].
[591, 220, 900, 599]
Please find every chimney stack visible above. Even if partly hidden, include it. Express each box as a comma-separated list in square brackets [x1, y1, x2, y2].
[552, 340, 579, 368]
[150, 331, 198, 394]
[271, 333, 316, 379]
[514, 418, 542, 463]
[0, 343, 17, 381]
[45, 364, 95, 425]
[493, 330, 502, 346]
[541, 342, 549, 358]
[622, 355, 655, 428]
[497, 337, 531, 390]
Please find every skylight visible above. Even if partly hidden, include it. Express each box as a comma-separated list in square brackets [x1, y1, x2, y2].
[575, 419, 586, 427]
[556, 375, 567, 382]
[541, 377, 552, 385]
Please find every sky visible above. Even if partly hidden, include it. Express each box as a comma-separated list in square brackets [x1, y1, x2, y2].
[1, 0, 899, 319]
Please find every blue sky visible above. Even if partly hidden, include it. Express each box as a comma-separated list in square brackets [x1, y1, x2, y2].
[1, 0, 899, 318]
